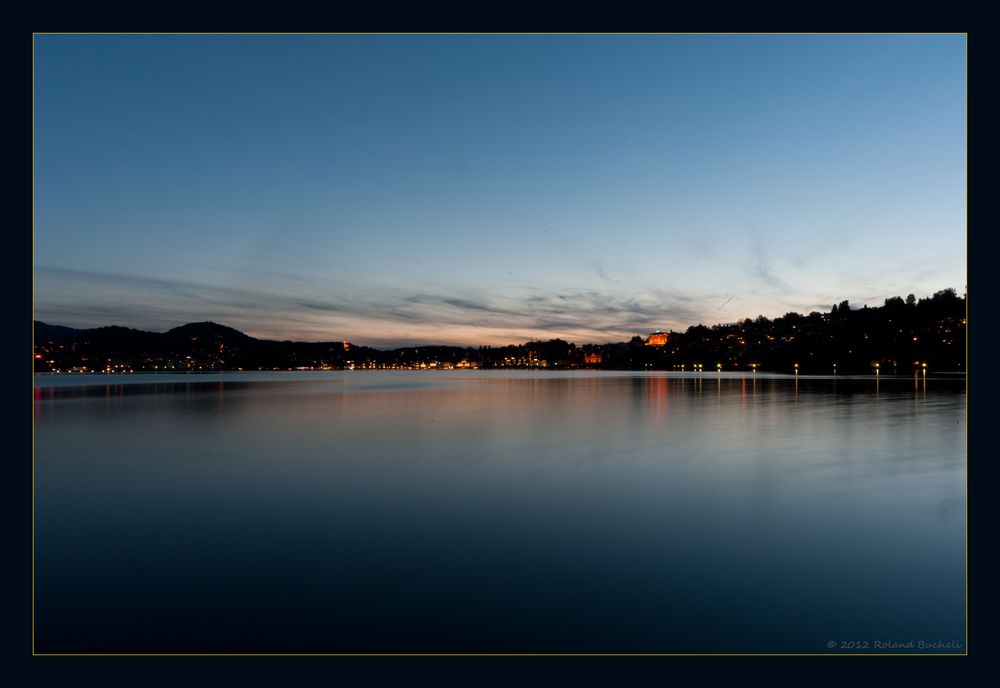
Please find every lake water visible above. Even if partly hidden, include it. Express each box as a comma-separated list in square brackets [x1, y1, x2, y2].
[33, 371, 966, 654]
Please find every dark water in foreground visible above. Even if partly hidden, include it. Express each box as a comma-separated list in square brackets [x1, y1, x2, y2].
[33, 371, 966, 654]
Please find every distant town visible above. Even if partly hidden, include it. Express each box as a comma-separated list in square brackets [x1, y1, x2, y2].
[33, 289, 966, 375]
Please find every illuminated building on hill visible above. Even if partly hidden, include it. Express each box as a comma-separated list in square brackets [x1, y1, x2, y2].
[645, 330, 669, 346]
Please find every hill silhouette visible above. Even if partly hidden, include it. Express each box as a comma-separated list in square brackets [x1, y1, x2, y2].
[166, 321, 256, 343]
[33, 321, 82, 344]
[33, 288, 966, 374]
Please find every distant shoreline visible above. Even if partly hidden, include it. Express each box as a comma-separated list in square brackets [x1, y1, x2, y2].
[33, 369, 968, 380]
[33, 289, 967, 376]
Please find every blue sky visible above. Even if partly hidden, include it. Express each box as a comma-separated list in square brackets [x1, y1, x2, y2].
[34, 34, 966, 347]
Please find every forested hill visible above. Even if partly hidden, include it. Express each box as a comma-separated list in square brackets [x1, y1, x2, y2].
[33, 289, 965, 374]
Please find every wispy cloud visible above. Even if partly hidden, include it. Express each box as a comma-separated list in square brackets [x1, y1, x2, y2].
[588, 260, 621, 284]
[34, 265, 715, 347]
[749, 253, 791, 292]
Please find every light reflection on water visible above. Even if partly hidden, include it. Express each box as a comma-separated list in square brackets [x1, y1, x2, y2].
[33, 372, 966, 653]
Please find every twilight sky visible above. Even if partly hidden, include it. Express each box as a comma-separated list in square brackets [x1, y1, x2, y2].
[34, 34, 966, 347]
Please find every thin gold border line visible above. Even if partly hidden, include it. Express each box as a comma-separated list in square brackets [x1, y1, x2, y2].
[31, 32, 970, 36]
[31, 31, 970, 659]
[963, 33, 969, 655]
[32, 652, 969, 657]
[31, 32, 37, 657]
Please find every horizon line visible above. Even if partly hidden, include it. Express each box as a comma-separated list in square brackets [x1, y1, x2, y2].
[33, 286, 964, 351]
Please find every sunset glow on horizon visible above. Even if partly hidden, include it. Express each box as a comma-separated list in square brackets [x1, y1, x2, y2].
[34, 34, 966, 348]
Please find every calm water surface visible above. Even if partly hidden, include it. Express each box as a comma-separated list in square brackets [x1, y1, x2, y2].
[34, 371, 966, 653]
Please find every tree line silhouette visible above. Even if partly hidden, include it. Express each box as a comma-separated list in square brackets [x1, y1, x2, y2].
[33, 288, 965, 374]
